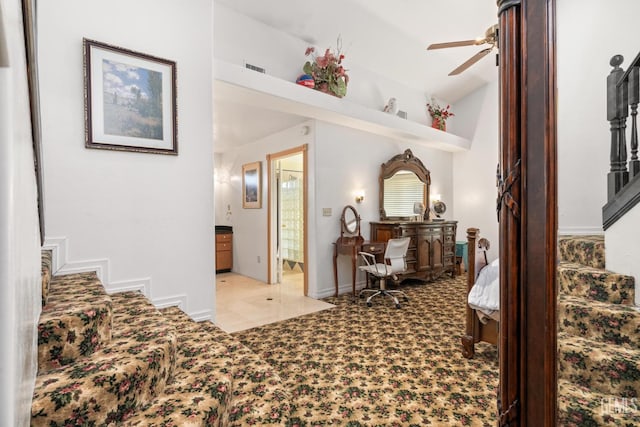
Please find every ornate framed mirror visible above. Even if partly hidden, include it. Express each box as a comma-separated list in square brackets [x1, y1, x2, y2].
[379, 149, 431, 220]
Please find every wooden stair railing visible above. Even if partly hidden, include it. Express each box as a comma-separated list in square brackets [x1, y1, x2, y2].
[603, 53, 640, 230]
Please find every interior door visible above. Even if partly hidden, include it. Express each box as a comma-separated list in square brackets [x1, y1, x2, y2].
[266, 145, 308, 295]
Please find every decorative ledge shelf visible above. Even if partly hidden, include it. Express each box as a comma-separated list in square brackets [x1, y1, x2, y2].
[214, 60, 471, 152]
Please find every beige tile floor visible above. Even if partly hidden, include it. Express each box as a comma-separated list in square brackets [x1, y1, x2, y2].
[214, 271, 334, 333]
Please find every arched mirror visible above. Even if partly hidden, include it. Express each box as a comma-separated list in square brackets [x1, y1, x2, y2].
[379, 149, 431, 220]
[340, 205, 361, 238]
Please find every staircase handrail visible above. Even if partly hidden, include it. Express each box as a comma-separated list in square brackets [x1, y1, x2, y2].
[603, 53, 640, 230]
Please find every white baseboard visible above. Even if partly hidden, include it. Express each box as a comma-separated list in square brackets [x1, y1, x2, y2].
[44, 236, 110, 281]
[312, 281, 367, 299]
[558, 227, 604, 236]
[44, 235, 153, 302]
[106, 277, 151, 298]
[190, 309, 213, 322]
[57, 258, 109, 283]
[152, 295, 187, 310]
[42, 237, 67, 273]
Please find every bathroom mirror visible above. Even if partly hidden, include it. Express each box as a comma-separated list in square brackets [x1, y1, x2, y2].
[379, 149, 430, 220]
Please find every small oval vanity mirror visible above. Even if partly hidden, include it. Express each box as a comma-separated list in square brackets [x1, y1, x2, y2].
[340, 205, 361, 238]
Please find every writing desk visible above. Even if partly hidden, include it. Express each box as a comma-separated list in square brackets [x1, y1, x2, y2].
[333, 237, 385, 296]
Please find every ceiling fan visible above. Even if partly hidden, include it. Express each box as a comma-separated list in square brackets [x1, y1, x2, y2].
[427, 24, 499, 76]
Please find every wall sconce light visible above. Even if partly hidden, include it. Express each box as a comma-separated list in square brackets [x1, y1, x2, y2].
[355, 190, 365, 203]
[215, 168, 230, 184]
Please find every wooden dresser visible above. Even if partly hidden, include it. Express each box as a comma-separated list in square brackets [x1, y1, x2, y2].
[215, 226, 233, 273]
[370, 220, 457, 281]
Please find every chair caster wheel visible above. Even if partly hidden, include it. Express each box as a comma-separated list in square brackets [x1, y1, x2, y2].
[395, 304, 402, 309]
[366, 302, 372, 307]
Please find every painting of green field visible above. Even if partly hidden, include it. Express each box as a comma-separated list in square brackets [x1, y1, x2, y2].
[102, 59, 163, 140]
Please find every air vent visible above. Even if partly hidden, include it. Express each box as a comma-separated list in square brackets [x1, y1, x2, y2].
[245, 63, 265, 73]
[397, 110, 407, 119]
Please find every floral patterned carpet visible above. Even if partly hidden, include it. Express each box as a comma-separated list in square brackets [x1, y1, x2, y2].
[234, 275, 499, 426]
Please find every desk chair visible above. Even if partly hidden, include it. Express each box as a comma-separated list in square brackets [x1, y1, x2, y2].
[358, 237, 410, 309]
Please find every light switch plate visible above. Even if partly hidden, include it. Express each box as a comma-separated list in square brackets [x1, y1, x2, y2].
[322, 208, 332, 217]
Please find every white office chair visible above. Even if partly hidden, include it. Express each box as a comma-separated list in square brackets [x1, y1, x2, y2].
[358, 237, 411, 308]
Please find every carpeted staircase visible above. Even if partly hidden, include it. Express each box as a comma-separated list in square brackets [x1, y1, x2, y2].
[557, 236, 640, 426]
[32, 250, 299, 426]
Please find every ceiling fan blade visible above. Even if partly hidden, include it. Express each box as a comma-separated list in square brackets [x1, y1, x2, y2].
[448, 47, 493, 76]
[427, 39, 481, 50]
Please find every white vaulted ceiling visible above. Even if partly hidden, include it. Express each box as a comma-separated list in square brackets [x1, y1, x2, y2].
[213, 0, 498, 151]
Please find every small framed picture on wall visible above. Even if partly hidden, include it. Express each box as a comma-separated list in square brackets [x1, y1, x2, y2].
[242, 161, 261, 209]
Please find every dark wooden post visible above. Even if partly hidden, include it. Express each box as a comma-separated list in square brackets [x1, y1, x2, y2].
[461, 228, 478, 359]
[629, 66, 640, 177]
[607, 55, 629, 200]
[497, 0, 557, 425]
[497, 1, 523, 424]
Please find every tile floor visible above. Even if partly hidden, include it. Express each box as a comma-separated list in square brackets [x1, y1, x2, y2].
[214, 271, 335, 333]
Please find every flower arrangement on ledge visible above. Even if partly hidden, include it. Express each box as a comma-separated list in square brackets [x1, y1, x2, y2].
[427, 99, 455, 131]
[298, 36, 349, 98]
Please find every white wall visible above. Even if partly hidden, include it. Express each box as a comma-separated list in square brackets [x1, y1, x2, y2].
[452, 81, 499, 262]
[450, 0, 640, 255]
[0, 0, 42, 424]
[557, 0, 640, 235]
[215, 121, 315, 283]
[313, 122, 454, 297]
[557, 1, 640, 304]
[38, 0, 215, 319]
[605, 205, 640, 305]
[215, 119, 454, 298]
[213, 1, 448, 126]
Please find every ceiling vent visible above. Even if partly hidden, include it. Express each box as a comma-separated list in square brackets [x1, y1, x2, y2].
[245, 63, 265, 74]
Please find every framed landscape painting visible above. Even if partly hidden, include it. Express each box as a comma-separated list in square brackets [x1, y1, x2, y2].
[242, 161, 262, 209]
[83, 39, 177, 154]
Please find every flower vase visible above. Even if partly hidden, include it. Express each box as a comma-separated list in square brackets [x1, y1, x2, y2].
[317, 82, 342, 98]
[317, 82, 329, 94]
[431, 117, 446, 132]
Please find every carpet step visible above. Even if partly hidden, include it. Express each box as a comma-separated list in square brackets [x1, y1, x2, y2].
[37, 272, 112, 373]
[558, 332, 640, 398]
[558, 261, 635, 305]
[558, 379, 640, 426]
[41, 250, 52, 307]
[558, 235, 605, 269]
[558, 295, 640, 349]
[127, 306, 295, 426]
[31, 291, 176, 426]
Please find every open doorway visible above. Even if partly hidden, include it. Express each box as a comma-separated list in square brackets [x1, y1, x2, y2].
[267, 145, 308, 295]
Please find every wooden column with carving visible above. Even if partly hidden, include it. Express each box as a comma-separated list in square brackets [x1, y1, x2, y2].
[497, 0, 557, 426]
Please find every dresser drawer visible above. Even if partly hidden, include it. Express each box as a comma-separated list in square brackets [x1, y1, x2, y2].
[216, 233, 232, 243]
[217, 242, 232, 252]
[363, 242, 385, 254]
[400, 227, 417, 237]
